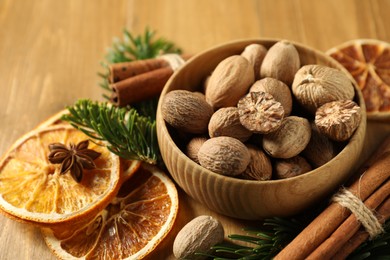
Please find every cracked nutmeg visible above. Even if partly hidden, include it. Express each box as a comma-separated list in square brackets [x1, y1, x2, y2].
[237, 91, 285, 134]
[249, 77, 293, 116]
[315, 100, 362, 142]
[48, 140, 101, 183]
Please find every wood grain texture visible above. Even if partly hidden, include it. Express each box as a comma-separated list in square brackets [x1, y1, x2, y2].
[0, 0, 390, 259]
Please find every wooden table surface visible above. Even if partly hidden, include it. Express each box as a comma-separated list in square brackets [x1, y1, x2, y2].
[1, 0, 390, 259]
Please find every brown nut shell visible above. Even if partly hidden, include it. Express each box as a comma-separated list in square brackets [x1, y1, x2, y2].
[260, 40, 300, 86]
[202, 75, 211, 93]
[292, 64, 355, 113]
[186, 136, 208, 164]
[274, 156, 312, 179]
[198, 136, 250, 176]
[250, 77, 293, 116]
[241, 144, 272, 181]
[315, 100, 362, 142]
[206, 55, 255, 109]
[161, 90, 213, 134]
[208, 107, 252, 142]
[302, 122, 336, 167]
[262, 116, 311, 159]
[173, 215, 224, 259]
[241, 43, 267, 80]
[237, 91, 285, 134]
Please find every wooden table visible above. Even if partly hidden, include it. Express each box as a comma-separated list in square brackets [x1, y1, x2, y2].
[1, 0, 390, 259]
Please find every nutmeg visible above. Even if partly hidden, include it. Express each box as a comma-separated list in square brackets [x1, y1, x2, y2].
[260, 40, 300, 86]
[173, 215, 224, 259]
[237, 91, 285, 134]
[186, 136, 208, 164]
[161, 89, 213, 134]
[302, 122, 336, 167]
[250, 77, 293, 116]
[241, 43, 267, 80]
[292, 64, 355, 113]
[262, 116, 311, 159]
[198, 136, 250, 176]
[206, 55, 255, 109]
[315, 100, 362, 142]
[241, 144, 272, 181]
[202, 75, 211, 93]
[208, 107, 252, 142]
[274, 156, 312, 179]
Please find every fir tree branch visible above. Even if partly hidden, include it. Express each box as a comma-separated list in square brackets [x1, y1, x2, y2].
[200, 217, 390, 260]
[131, 98, 159, 120]
[62, 99, 160, 165]
[196, 217, 302, 260]
[348, 221, 390, 259]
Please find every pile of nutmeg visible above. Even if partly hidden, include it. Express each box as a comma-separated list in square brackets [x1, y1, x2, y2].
[161, 40, 362, 180]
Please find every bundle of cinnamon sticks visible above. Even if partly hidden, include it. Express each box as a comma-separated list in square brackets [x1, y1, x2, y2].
[108, 54, 188, 107]
[275, 136, 390, 259]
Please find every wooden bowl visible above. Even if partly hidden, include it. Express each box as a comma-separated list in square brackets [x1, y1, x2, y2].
[156, 39, 367, 220]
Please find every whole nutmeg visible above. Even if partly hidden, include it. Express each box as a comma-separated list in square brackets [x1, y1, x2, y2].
[241, 43, 267, 80]
[206, 55, 255, 109]
[274, 156, 312, 179]
[262, 116, 311, 158]
[161, 90, 213, 134]
[198, 136, 251, 176]
[173, 215, 224, 260]
[202, 75, 211, 93]
[260, 40, 300, 86]
[250, 77, 293, 116]
[292, 64, 355, 113]
[315, 100, 362, 142]
[302, 122, 336, 167]
[237, 91, 285, 134]
[208, 107, 252, 142]
[241, 144, 272, 181]
[186, 136, 208, 164]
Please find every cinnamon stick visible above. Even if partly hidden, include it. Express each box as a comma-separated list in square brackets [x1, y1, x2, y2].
[109, 67, 173, 106]
[306, 180, 390, 259]
[108, 58, 170, 83]
[332, 196, 390, 260]
[274, 151, 390, 260]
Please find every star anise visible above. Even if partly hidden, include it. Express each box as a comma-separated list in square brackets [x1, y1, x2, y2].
[48, 140, 101, 183]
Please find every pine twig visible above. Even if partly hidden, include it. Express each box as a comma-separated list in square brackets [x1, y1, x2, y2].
[348, 221, 390, 260]
[62, 99, 160, 165]
[199, 217, 303, 260]
[201, 217, 390, 260]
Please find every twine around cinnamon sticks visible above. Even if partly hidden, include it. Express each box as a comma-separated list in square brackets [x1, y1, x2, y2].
[108, 54, 187, 106]
[275, 136, 390, 260]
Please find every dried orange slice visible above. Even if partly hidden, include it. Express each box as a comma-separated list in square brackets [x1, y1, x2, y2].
[0, 124, 122, 226]
[42, 163, 179, 260]
[327, 39, 390, 114]
[121, 158, 142, 182]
